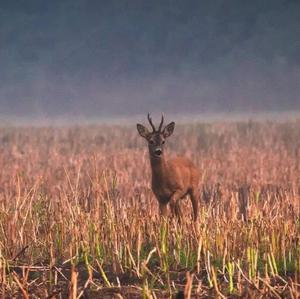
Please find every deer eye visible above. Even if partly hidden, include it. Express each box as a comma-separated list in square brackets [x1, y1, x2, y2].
[149, 140, 154, 144]
[162, 140, 165, 145]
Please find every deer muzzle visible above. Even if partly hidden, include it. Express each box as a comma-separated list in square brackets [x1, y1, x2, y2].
[154, 148, 162, 156]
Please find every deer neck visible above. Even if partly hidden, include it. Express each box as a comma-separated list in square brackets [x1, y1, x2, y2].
[149, 154, 168, 182]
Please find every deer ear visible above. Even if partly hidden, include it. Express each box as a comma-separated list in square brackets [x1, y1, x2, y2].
[162, 122, 175, 138]
[137, 124, 150, 139]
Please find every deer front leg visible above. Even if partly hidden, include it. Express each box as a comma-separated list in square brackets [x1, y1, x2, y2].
[169, 190, 185, 220]
[159, 202, 168, 218]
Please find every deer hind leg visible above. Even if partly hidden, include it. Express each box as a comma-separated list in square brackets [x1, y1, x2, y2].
[189, 188, 199, 221]
[175, 200, 183, 221]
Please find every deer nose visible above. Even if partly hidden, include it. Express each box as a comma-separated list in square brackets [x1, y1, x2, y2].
[154, 148, 162, 156]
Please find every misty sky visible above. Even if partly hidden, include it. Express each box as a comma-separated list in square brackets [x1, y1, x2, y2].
[0, 0, 300, 119]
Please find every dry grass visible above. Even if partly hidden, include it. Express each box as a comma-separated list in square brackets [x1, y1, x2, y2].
[0, 121, 299, 298]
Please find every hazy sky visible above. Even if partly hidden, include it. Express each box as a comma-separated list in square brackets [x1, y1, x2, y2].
[0, 0, 300, 119]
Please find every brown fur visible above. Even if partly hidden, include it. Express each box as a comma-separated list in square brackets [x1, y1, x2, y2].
[137, 114, 200, 221]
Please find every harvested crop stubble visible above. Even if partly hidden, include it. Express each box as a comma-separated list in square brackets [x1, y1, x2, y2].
[0, 121, 299, 298]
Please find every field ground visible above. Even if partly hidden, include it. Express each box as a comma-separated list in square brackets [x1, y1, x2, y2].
[0, 120, 299, 298]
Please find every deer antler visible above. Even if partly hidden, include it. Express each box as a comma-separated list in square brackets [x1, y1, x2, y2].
[147, 113, 156, 132]
[158, 114, 164, 132]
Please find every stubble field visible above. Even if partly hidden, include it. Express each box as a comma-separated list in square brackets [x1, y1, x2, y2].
[0, 120, 299, 298]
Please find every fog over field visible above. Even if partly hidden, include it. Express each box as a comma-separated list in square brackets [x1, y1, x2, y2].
[0, 0, 300, 121]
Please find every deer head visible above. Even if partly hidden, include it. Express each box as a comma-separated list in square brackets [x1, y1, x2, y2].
[137, 113, 175, 158]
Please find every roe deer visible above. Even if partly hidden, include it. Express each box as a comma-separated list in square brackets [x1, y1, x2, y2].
[137, 114, 200, 221]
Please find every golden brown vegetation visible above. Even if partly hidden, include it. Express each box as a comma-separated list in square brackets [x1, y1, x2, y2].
[0, 121, 299, 298]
